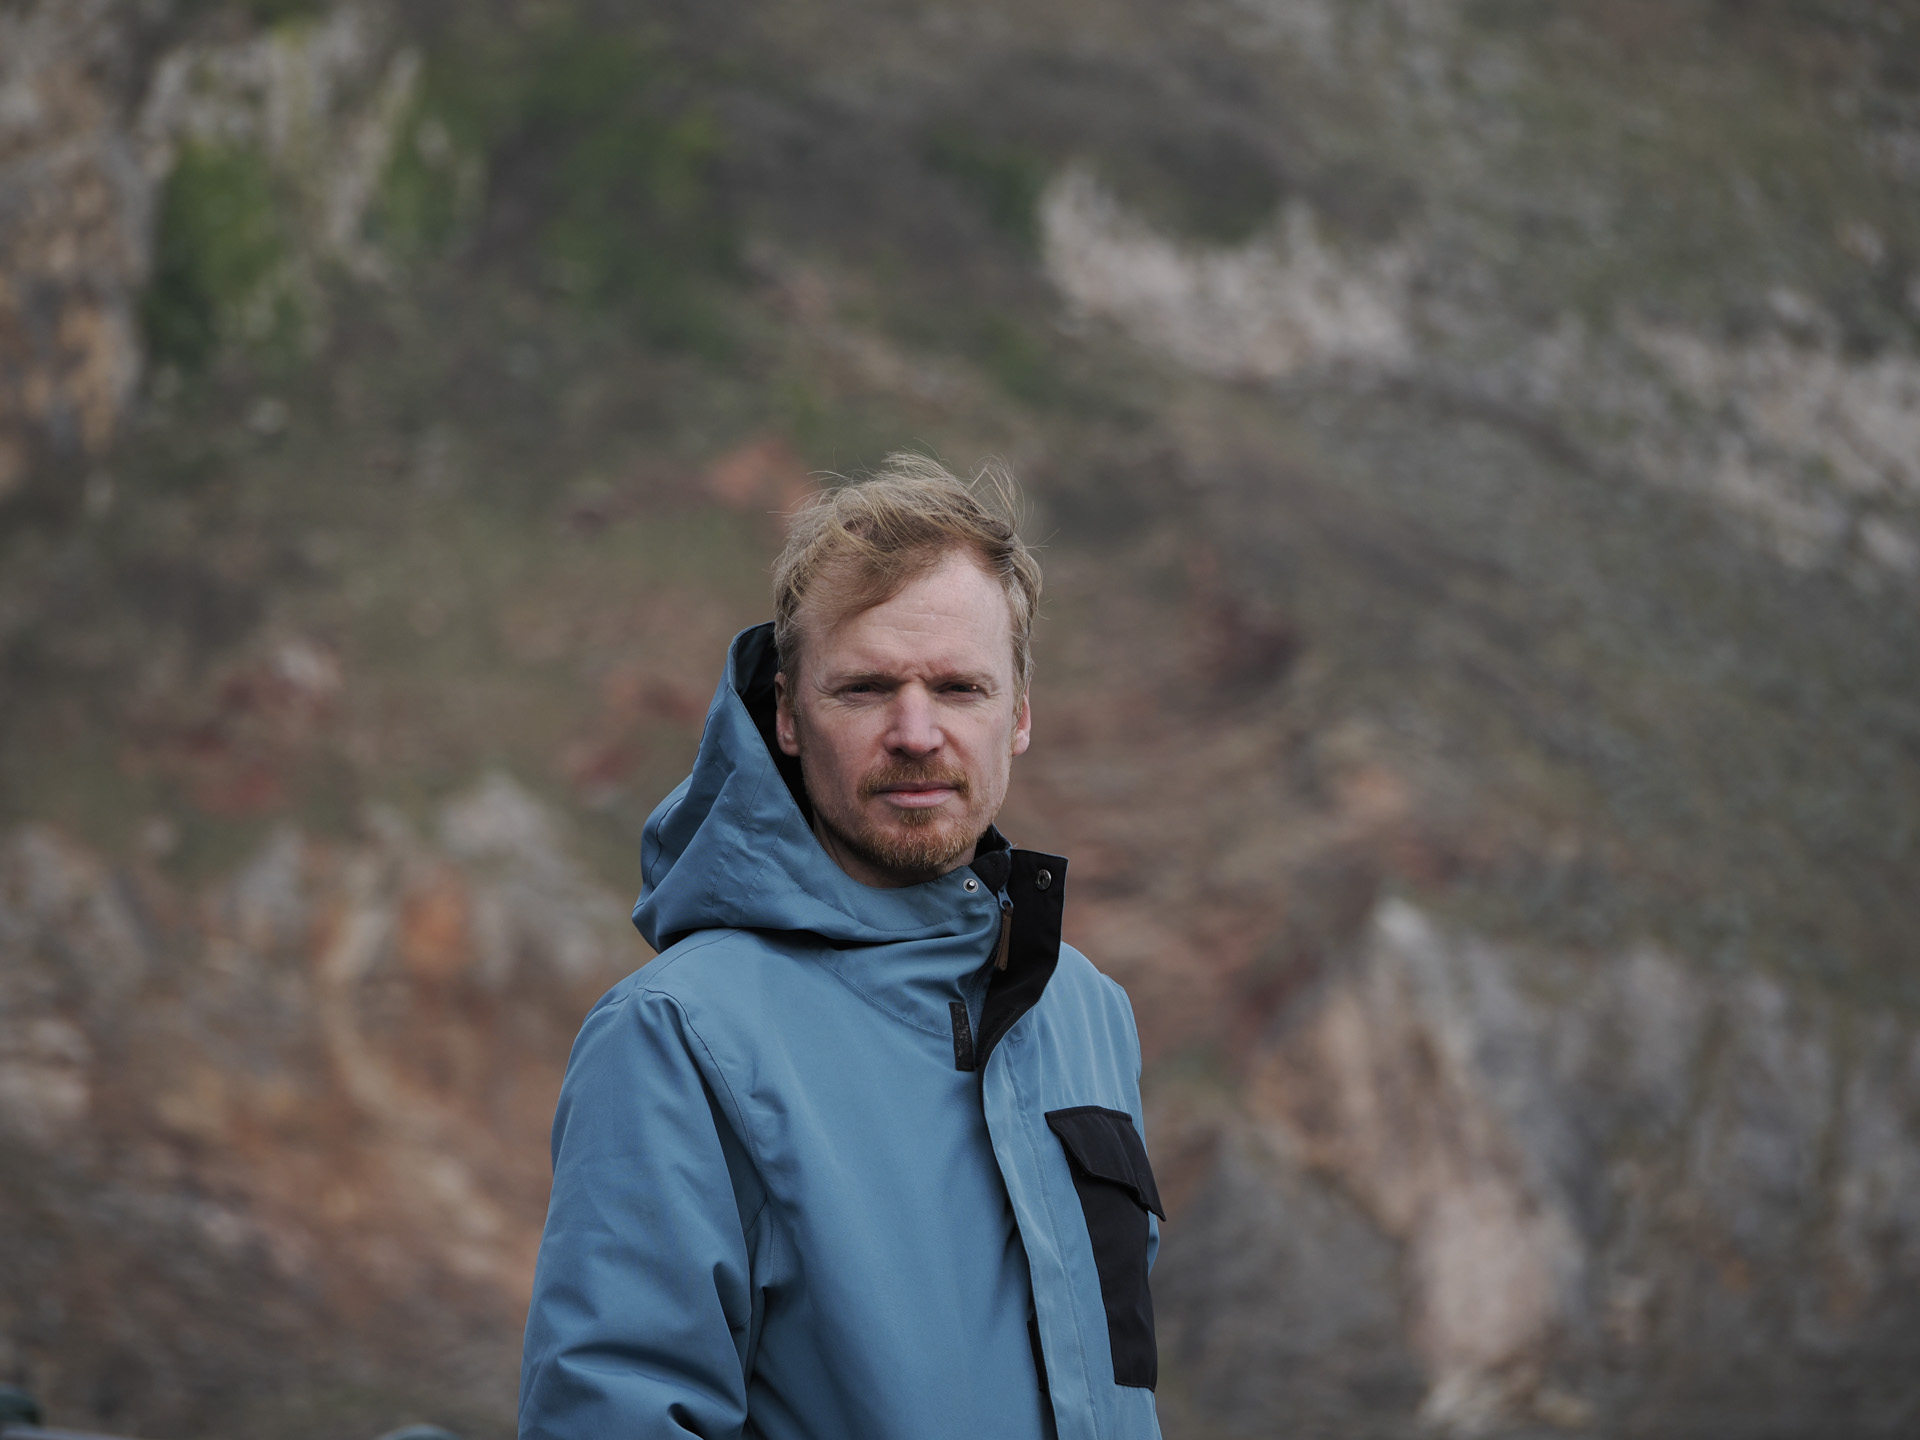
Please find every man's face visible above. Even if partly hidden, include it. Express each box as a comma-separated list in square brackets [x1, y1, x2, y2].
[775, 551, 1032, 888]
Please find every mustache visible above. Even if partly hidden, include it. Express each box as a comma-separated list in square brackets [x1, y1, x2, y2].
[859, 761, 971, 802]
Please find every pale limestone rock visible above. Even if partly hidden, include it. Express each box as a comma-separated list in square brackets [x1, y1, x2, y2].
[1250, 899, 1584, 1429]
[0, 1016, 91, 1144]
[1, 823, 150, 1004]
[1040, 167, 1414, 381]
[1214, 899, 1920, 1433]
[439, 771, 634, 983]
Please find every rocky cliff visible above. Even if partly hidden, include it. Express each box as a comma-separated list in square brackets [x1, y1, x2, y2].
[1, 776, 633, 1436]
[1152, 903, 1920, 1437]
[2, 1, 1917, 1437]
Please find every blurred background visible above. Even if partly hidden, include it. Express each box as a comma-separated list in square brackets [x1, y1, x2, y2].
[3, 0, 1919, 1436]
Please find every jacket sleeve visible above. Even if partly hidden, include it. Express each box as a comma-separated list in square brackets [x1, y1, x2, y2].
[520, 984, 763, 1440]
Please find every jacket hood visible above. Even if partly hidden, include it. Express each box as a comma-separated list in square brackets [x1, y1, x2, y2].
[634, 623, 1006, 952]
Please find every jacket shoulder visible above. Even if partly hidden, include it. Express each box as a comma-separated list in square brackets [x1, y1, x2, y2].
[1041, 941, 1143, 1052]
[1055, 941, 1137, 1012]
[627, 925, 800, 1003]
[575, 928, 733, 1015]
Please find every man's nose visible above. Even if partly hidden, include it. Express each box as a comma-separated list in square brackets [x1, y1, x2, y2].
[884, 686, 942, 755]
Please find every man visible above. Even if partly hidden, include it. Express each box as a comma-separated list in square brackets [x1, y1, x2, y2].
[519, 455, 1163, 1440]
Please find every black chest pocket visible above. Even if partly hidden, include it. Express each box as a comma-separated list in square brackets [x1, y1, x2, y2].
[1045, 1106, 1165, 1389]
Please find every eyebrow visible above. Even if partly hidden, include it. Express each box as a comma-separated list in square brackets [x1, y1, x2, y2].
[820, 667, 997, 690]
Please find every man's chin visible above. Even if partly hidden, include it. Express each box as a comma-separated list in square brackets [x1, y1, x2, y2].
[838, 813, 977, 883]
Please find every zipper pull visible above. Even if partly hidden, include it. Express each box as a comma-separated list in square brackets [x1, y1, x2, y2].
[949, 1000, 976, 1071]
[993, 896, 1013, 971]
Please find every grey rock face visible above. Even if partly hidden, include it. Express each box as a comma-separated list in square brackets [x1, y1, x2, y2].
[1154, 1128, 1423, 1440]
[0, 0, 153, 491]
[1156, 901, 1920, 1437]
[0, 0, 415, 496]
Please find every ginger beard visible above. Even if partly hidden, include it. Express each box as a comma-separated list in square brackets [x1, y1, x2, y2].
[818, 755, 978, 881]
[776, 552, 1031, 889]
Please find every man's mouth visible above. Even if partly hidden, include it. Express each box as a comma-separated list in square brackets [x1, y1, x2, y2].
[862, 766, 970, 809]
[879, 785, 954, 808]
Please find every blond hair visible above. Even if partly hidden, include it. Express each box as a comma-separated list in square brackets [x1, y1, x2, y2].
[773, 453, 1042, 693]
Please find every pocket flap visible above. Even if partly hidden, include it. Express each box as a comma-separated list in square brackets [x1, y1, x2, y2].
[1045, 1107, 1165, 1219]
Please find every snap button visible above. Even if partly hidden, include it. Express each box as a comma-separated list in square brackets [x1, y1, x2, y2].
[1035, 869, 1052, 890]
[963, 878, 979, 892]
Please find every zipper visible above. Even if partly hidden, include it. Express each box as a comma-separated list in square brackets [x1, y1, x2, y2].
[956, 892, 1012, 1070]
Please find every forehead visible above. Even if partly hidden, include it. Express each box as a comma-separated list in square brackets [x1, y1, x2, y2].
[802, 552, 1015, 678]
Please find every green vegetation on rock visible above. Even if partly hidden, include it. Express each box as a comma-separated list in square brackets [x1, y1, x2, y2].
[372, 99, 487, 262]
[142, 142, 298, 371]
[923, 127, 1048, 248]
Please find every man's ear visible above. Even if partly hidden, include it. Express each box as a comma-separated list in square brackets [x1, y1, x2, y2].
[774, 671, 802, 757]
[1011, 689, 1032, 757]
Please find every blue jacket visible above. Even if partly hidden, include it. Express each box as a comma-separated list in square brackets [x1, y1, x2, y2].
[520, 624, 1163, 1440]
